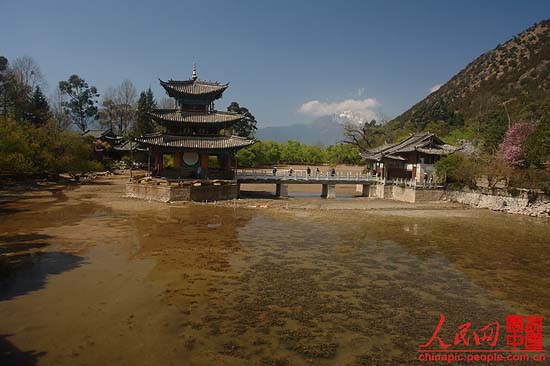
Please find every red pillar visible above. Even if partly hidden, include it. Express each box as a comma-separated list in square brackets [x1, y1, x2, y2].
[154, 152, 164, 176]
[174, 152, 183, 177]
[200, 153, 209, 178]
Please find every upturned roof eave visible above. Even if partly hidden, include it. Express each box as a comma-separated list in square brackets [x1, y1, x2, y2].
[159, 79, 229, 97]
[146, 109, 245, 125]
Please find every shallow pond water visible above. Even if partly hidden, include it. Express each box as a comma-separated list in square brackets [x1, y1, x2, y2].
[1, 180, 549, 365]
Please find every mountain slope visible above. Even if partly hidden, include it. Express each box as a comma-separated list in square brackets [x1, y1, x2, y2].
[386, 20, 550, 147]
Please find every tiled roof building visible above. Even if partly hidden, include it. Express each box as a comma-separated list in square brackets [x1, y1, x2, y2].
[135, 65, 254, 179]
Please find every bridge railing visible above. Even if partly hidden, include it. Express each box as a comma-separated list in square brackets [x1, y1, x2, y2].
[236, 169, 445, 188]
[236, 169, 381, 182]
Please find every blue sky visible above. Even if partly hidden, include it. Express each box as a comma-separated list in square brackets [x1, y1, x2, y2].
[1, 0, 549, 127]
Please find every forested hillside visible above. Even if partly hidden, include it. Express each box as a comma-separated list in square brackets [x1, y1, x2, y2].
[385, 20, 550, 156]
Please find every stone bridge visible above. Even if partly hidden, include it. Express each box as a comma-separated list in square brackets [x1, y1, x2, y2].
[236, 169, 383, 198]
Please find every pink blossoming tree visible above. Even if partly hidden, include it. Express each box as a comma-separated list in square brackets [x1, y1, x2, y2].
[497, 122, 536, 166]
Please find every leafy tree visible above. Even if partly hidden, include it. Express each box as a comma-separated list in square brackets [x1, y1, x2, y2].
[443, 127, 477, 145]
[344, 119, 385, 151]
[435, 153, 480, 188]
[479, 110, 508, 152]
[130, 88, 157, 137]
[235, 140, 363, 167]
[0, 117, 101, 175]
[523, 116, 550, 168]
[46, 129, 102, 175]
[26, 86, 51, 125]
[326, 143, 362, 165]
[59, 75, 99, 132]
[236, 148, 256, 167]
[0, 118, 35, 173]
[481, 155, 513, 190]
[227, 102, 257, 138]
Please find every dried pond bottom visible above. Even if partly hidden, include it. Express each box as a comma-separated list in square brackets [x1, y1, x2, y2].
[0, 176, 549, 365]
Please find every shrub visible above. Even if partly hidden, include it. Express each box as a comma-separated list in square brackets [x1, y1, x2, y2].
[0, 117, 101, 176]
[539, 181, 550, 195]
[435, 153, 480, 188]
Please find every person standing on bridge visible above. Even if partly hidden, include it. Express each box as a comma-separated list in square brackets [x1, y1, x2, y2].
[331, 167, 336, 177]
[306, 167, 311, 176]
[289, 168, 294, 176]
[272, 167, 277, 176]
[316, 167, 320, 176]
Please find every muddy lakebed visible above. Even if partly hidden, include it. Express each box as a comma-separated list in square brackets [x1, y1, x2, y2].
[1, 175, 550, 366]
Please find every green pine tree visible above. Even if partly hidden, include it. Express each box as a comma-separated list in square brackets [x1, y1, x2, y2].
[227, 102, 257, 138]
[130, 88, 157, 138]
[27, 85, 51, 124]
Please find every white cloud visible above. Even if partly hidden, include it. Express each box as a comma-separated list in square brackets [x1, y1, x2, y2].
[428, 84, 443, 93]
[298, 98, 381, 124]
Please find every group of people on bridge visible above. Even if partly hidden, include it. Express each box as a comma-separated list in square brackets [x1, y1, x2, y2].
[272, 167, 337, 177]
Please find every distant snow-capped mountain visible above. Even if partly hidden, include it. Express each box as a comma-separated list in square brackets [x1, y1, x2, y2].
[256, 117, 347, 146]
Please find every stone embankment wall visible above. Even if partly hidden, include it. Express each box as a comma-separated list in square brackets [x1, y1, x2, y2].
[367, 184, 550, 217]
[368, 184, 445, 203]
[126, 183, 238, 202]
[441, 190, 550, 218]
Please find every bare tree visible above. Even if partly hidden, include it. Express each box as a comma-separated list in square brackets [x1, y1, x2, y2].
[10, 55, 46, 91]
[98, 86, 117, 130]
[158, 96, 176, 109]
[115, 79, 137, 134]
[50, 86, 71, 130]
[98, 80, 137, 134]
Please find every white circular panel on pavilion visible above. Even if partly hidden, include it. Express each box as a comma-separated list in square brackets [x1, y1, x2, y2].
[183, 152, 199, 165]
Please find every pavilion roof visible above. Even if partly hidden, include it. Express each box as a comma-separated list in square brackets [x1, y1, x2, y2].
[362, 132, 458, 161]
[81, 129, 119, 139]
[135, 133, 255, 150]
[148, 109, 243, 125]
[160, 79, 228, 99]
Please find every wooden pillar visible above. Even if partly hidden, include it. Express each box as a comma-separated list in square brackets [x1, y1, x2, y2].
[159, 153, 164, 175]
[154, 152, 163, 176]
[224, 153, 232, 171]
[200, 154, 209, 169]
[174, 152, 183, 177]
[200, 153, 209, 179]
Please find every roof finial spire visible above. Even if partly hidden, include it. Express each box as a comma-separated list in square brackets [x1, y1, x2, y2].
[192, 63, 197, 81]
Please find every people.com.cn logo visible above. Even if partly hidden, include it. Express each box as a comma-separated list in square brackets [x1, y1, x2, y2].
[418, 314, 546, 363]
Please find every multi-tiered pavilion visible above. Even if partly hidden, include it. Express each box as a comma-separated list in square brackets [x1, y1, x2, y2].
[135, 65, 254, 180]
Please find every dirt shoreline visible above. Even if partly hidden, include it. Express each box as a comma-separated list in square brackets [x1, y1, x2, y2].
[0, 172, 501, 217]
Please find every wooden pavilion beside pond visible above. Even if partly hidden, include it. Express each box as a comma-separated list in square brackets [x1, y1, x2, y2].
[135, 65, 255, 180]
[362, 132, 458, 183]
[127, 66, 255, 202]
